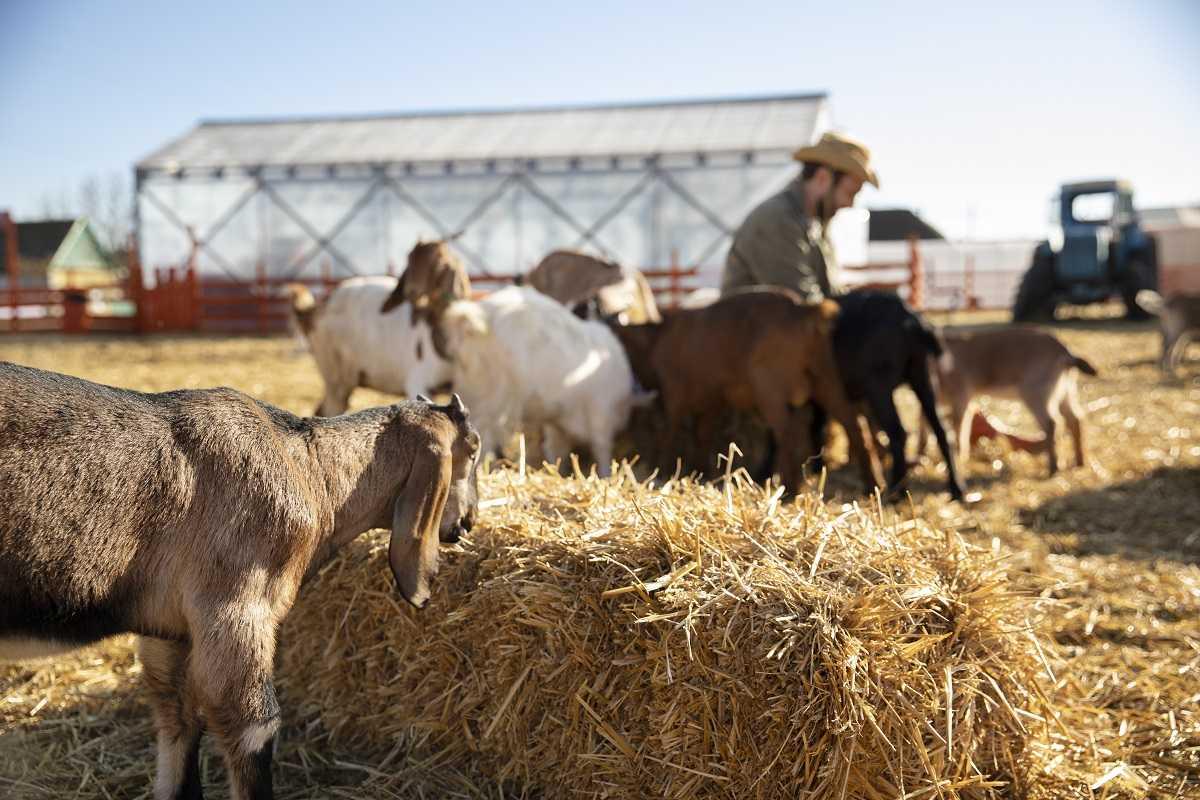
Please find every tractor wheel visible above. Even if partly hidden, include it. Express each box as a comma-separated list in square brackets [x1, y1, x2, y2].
[1121, 258, 1156, 320]
[1012, 249, 1057, 323]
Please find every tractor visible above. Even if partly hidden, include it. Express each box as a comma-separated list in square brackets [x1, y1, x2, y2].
[1012, 179, 1157, 322]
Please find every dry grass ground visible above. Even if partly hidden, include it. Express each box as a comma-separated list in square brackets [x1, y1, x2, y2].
[1, 306, 1197, 798]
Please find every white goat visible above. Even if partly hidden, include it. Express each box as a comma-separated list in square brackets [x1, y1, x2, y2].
[0, 363, 481, 800]
[439, 285, 651, 475]
[286, 278, 452, 416]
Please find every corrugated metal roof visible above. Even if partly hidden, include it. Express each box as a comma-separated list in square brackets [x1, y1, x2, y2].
[138, 93, 829, 172]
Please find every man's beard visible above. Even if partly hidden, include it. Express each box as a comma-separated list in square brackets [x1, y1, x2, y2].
[815, 185, 838, 228]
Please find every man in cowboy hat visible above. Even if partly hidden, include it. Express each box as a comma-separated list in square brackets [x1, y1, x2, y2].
[721, 130, 879, 301]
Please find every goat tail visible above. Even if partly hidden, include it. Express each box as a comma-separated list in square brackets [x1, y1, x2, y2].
[1135, 289, 1164, 315]
[1070, 355, 1098, 377]
[281, 283, 318, 336]
[906, 317, 943, 357]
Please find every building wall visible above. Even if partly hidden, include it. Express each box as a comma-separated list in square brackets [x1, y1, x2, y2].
[137, 154, 796, 280]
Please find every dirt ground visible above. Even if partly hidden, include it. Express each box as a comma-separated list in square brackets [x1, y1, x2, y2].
[1, 305, 1197, 798]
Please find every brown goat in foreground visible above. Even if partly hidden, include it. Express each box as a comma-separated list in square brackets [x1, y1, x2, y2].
[607, 289, 885, 493]
[0, 363, 481, 800]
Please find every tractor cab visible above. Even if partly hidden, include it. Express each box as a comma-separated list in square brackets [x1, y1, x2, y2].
[1013, 179, 1157, 321]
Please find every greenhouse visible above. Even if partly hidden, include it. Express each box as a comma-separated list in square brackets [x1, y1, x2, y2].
[135, 93, 830, 284]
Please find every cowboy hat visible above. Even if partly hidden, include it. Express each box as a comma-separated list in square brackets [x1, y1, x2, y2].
[792, 131, 880, 189]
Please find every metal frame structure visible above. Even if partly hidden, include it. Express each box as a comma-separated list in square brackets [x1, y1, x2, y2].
[135, 94, 830, 282]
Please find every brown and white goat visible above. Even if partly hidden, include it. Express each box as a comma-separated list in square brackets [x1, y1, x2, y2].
[606, 288, 884, 494]
[524, 249, 662, 324]
[380, 239, 472, 355]
[285, 278, 452, 416]
[0, 363, 480, 800]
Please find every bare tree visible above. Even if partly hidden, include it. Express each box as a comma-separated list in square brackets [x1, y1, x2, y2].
[76, 172, 131, 255]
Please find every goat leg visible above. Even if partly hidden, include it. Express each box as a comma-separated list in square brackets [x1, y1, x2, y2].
[189, 616, 283, 800]
[909, 369, 966, 501]
[141, 637, 205, 800]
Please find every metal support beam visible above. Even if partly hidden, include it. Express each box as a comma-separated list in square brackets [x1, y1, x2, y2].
[517, 173, 615, 260]
[139, 188, 243, 280]
[278, 177, 386, 280]
[568, 171, 657, 252]
[383, 178, 496, 278]
[257, 180, 356, 275]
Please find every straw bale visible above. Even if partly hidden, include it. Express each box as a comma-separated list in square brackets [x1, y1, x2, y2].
[278, 465, 1051, 798]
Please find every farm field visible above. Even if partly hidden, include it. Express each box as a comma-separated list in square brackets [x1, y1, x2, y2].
[1, 309, 1198, 799]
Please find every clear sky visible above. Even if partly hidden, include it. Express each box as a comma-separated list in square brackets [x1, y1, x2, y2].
[2, 1, 1197, 240]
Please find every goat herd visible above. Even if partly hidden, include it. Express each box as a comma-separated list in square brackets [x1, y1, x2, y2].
[288, 239, 1110, 504]
[2, 237, 1191, 800]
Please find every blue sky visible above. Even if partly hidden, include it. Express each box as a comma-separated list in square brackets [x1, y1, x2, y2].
[2, 1, 1197, 240]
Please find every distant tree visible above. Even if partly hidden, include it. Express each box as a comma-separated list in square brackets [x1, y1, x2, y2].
[78, 172, 132, 255]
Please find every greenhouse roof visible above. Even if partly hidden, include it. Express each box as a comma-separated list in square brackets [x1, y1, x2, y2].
[138, 93, 829, 173]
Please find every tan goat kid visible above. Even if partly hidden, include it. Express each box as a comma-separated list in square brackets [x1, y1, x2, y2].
[0, 363, 480, 800]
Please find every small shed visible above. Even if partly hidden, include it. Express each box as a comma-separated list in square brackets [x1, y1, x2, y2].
[0, 217, 120, 289]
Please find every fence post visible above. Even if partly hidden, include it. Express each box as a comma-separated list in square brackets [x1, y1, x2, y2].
[127, 240, 146, 334]
[62, 290, 88, 334]
[186, 262, 199, 330]
[964, 253, 978, 310]
[669, 248, 681, 309]
[907, 235, 924, 310]
[256, 260, 267, 335]
[3, 211, 20, 332]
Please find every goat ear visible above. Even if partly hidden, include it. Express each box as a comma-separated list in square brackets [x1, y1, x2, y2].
[448, 393, 468, 419]
[381, 273, 407, 314]
[389, 451, 451, 609]
[415, 394, 431, 404]
[631, 388, 659, 409]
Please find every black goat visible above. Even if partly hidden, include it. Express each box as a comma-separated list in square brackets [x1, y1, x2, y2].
[813, 289, 966, 501]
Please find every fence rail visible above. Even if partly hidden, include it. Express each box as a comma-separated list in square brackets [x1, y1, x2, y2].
[18, 224, 1193, 335]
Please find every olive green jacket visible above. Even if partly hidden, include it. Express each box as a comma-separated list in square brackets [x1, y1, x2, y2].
[720, 181, 839, 302]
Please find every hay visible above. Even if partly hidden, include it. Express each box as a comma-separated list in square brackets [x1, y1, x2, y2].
[2, 314, 1197, 798]
[279, 465, 1051, 799]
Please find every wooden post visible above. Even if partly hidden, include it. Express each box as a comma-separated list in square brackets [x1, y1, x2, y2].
[256, 260, 267, 335]
[964, 253, 978, 310]
[3, 211, 20, 332]
[62, 289, 88, 334]
[907, 235, 924, 310]
[186, 262, 199, 330]
[166, 267, 179, 330]
[127, 239, 147, 334]
[669, 248, 681, 309]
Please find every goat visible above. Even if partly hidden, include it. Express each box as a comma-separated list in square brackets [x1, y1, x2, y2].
[0, 363, 480, 800]
[1137, 289, 1200, 373]
[285, 278, 452, 416]
[526, 249, 662, 324]
[606, 288, 885, 494]
[917, 326, 1097, 475]
[380, 239, 473, 356]
[814, 289, 966, 501]
[437, 285, 651, 475]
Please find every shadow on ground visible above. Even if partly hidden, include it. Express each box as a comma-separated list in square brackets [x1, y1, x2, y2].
[1018, 465, 1200, 562]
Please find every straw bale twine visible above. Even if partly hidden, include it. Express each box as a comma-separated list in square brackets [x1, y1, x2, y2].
[279, 464, 1051, 798]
